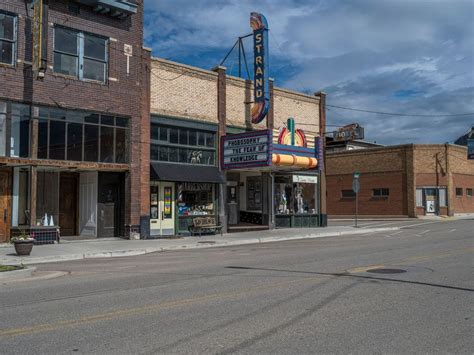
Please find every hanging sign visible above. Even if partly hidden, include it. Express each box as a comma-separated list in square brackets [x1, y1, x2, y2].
[333, 123, 364, 142]
[292, 175, 318, 183]
[221, 130, 272, 169]
[250, 12, 270, 124]
[32, 0, 48, 80]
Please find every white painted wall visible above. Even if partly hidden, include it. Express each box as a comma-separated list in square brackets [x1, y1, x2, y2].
[79, 172, 98, 237]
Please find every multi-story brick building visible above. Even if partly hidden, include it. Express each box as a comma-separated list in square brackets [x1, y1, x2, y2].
[149, 58, 326, 235]
[0, 0, 150, 242]
[327, 144, 474, 217]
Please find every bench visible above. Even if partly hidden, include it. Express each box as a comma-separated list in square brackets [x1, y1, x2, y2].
[188, 217, 223, 237]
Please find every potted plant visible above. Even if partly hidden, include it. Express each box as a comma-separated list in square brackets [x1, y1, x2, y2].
[11, 228, 34, 256]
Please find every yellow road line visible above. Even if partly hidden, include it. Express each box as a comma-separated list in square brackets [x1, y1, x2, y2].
[0, 275, 327, 338]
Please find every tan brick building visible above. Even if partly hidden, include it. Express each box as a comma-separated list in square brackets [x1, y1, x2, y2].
[148, 58, 326, 235]
[327, 144, 474, 217]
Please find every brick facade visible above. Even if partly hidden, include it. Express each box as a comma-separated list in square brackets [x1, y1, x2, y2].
[0, 0, 150, 236]
[150, 58, 320, 138]
[327, 144, 474, 217]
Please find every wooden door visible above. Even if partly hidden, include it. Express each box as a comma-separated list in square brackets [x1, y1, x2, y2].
[0, 171, 11, 243]
[59, 173, 78, 236]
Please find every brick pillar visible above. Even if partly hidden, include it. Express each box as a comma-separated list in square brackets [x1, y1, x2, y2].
[267, 78, 274, 130]
[314, 91, 327, 227]
[213, 66, 227, 233]
[139, 48, 152, 238]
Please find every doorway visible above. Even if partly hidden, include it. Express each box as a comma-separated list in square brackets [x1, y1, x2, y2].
[0, 170, 11, 243]
[150, 181, 175, 236]
[98, 172, 124, 238]
[59, 173, 78, 236]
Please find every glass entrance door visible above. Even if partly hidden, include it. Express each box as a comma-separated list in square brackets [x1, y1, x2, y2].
[150, 182, 175, 236]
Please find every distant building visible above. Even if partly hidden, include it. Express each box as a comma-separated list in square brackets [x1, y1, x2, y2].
[326, 138, 383, 152]
[326, 144, 474, 217]
[454, 126, 474, 146]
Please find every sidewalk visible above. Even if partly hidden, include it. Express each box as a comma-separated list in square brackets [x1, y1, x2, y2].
[0, 226, 398, 265]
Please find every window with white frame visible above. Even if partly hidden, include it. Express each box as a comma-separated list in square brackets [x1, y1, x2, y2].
[53, 26, 108, 82]
[0, 12, 16, 65]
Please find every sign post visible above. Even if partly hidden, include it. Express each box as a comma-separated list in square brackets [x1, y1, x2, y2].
[352, 171, 360, 228]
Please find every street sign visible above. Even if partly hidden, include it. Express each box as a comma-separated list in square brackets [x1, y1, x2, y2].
[352, 179, 360, 193]
[353, 171, 360, 179]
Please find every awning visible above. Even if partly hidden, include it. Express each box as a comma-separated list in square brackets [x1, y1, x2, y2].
[151, 163, 225, 184]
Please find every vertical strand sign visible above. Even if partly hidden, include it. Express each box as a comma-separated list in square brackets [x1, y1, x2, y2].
[250, 12, 269, 124]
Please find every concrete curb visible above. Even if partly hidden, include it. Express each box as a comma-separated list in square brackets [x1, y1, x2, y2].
[0, 266, 37, 281]
[0, 227, 399, 265]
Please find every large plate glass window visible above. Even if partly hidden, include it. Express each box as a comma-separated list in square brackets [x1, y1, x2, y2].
[150, 123, 216, 166]
[0, 12, 16, 65]
[54, 26, 108, 83]
[37, 106, 129, 163]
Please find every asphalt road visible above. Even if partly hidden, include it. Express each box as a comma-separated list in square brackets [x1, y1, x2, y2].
[0, 219, 473, 354]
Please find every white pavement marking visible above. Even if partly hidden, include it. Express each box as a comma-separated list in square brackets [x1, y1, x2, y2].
[399, 220, 444, 229]
[390, 231, 404, 236]
[448, 229, 457, 233]
[419, 230, 430, 235]
[361, 221, 407, 228]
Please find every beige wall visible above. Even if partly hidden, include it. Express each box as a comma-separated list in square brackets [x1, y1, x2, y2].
[150, 58, 218, 123]
[150, 58, 321, 142]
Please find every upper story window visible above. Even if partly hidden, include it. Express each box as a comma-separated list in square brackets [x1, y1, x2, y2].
[53, 26, 108, 83]
[0, 12, 16, 66]
[37, 107, 129, 163]
[150, 124, 216, 166]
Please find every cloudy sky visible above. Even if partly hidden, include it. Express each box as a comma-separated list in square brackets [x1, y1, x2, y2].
[144, 0, 474, 145]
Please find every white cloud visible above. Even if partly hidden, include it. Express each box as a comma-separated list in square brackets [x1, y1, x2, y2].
[144, 0, 474, 144]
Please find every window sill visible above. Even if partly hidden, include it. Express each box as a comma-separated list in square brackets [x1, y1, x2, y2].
[0, 62, 15, 69]
[51, 72, 108, 86]
[370, 196, 389, 200]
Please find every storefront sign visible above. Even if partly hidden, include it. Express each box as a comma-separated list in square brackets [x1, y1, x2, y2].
[250, 12, 270, 124]
[315, 136, 324, 171]
[221, 130, 272, 169]
[292, 175, 318, 184]
[468, 139, 474, 160]
[179, 182, 212, 191]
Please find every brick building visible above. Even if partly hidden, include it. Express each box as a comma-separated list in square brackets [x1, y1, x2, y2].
[0, 0, 150, 242]
[327, 144, 474, 217]
[149, 58, 326, 235]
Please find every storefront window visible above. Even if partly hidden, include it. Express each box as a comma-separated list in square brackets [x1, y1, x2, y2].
[12, 167, 29, 226]
[177, 182, 215, 217]
[11, 103, 30, 158]
[275, 175, 317, 215]
[0, 101, 6, 156]
[37, 106, 129, 163]
[150, 123, 216, 166]
[37, 170, 59, 226]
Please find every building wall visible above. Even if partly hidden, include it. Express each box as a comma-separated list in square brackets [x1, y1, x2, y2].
[150, 58, 320, 134]
[327, 144, 473, 217]
[326, 146, 409, 216]
[0, 0, 150, 233]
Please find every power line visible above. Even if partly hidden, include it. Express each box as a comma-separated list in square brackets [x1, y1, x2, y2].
[326, 104, 474, 117]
